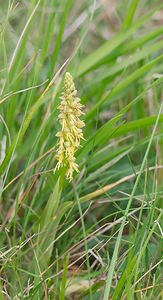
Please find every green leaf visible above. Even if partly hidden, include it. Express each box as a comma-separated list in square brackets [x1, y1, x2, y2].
[86, 54, 163, 119]
[122, 0, 140, 30]
[76, 6, 162, 76]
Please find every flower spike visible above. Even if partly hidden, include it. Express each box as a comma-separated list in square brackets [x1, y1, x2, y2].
[54, 72, 85, 181]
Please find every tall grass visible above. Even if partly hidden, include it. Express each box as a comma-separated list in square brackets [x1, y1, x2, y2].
[0, 0, 163, 299]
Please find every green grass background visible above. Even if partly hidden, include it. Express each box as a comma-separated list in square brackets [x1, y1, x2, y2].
[0, 0, 163, 299]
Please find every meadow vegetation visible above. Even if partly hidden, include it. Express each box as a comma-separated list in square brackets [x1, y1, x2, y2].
[0, 0, 163, 299]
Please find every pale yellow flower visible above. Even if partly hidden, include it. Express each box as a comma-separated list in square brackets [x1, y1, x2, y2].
[54, 72, 85, 181]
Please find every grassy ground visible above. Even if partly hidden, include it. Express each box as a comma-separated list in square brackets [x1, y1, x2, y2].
[0, 0, 163, 299]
